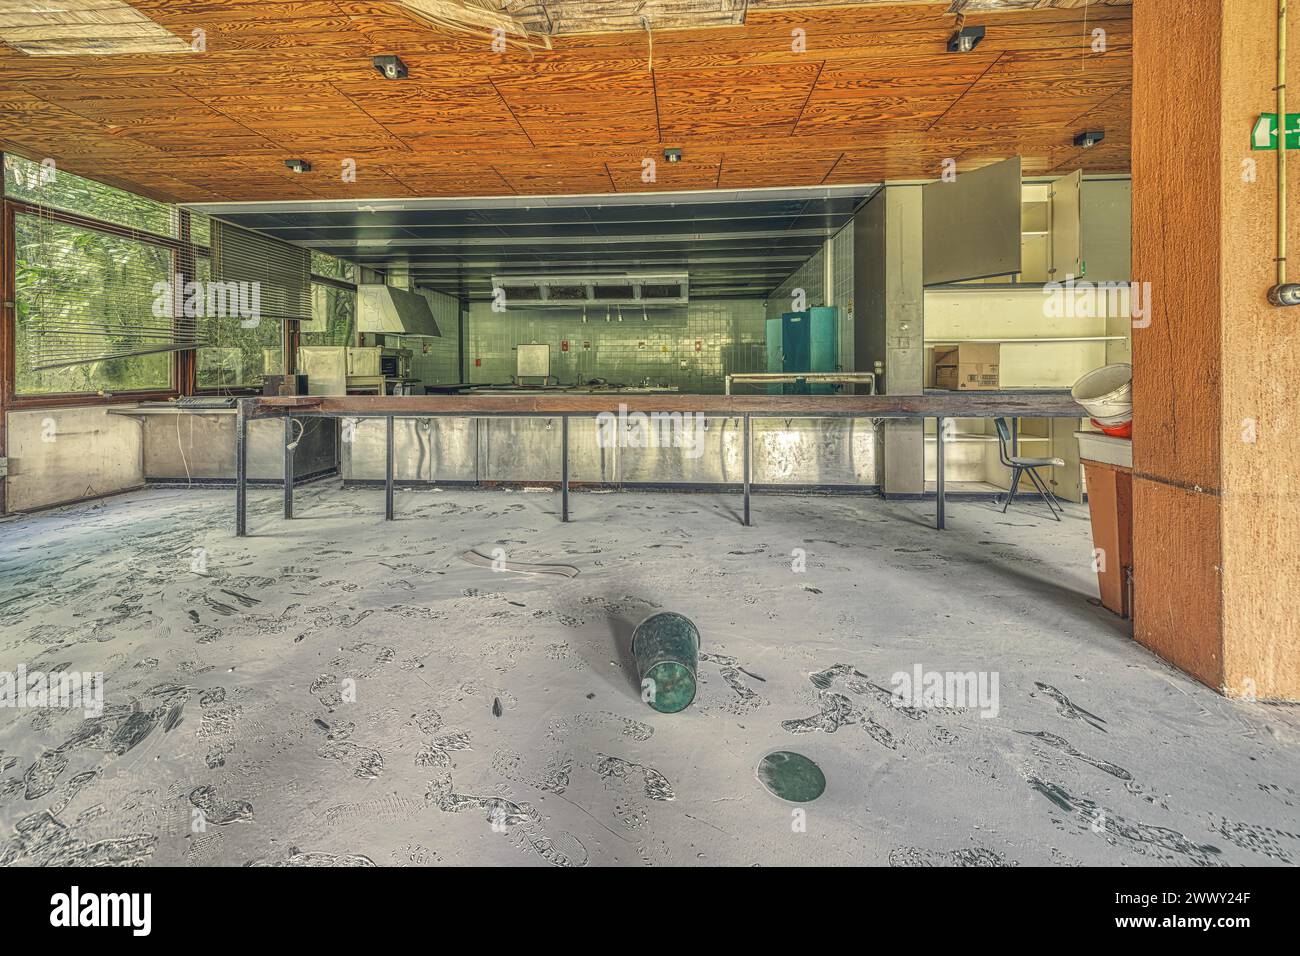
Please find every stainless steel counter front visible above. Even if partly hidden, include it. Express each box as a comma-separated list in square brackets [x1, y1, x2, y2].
[339, 416, 881, 488]
[110, 406, 337, 483]
[234, 392, 1085, 535]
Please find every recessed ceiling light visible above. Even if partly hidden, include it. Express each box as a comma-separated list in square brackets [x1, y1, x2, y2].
[1073, 130, 1106, 149]
[373, 55, 408, 79]
[284, 160, 312, 174]
[948, 25, 985, 53]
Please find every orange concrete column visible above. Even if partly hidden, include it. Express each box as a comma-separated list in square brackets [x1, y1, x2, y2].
[1133, 0, 1300, 700]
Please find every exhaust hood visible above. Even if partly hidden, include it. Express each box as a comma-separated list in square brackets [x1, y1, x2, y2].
[489, 273, 689, 308]
[357, 284, 442, 337]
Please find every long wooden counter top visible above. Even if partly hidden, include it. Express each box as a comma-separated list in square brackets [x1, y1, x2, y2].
[245, 390, 1085, 419]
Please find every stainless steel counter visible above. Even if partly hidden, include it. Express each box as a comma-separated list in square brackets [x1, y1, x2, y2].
[233, 392, 1086, 535]
[339, 415, 881, 488]
[109, 406, 337, 483]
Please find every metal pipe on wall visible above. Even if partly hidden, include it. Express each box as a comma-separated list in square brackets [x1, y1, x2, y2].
[1270, 0, 1300, 305]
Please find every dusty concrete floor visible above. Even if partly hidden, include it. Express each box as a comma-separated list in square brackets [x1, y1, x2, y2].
[0, 483, 1297, 867]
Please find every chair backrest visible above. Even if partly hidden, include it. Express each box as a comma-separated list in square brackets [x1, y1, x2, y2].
[993, 417, 1013, 466]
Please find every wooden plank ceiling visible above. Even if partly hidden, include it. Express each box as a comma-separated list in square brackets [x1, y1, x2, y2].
[0, 1, 1132, 204]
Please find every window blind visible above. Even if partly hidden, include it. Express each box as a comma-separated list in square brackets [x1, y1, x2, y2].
[211, 219, 311, 325]
[14, 210, 181, 391]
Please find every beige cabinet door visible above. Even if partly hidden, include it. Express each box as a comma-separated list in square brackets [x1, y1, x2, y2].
[1048, 417, 1086, 503]
[1049, 169, 1083, 280]
[922, 156, 1023, 285]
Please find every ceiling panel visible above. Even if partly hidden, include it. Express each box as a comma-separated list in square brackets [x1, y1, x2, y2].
[330, 79, 533, 151]
[0, 1, 1131, 202]
[655, 64, 823, 140]
[490, 70, 660, 148]
[795, 54, 999, 135]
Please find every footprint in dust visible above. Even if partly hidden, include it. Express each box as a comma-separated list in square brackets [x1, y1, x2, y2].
[782, 692, 857, 735]
[188, 785, 253, 826]
[317, 740, 384, 779]
[546, 712, 654, 743]
[491, 748, 573, 793]
[23, 751, 69, 800]
[1015, 730, 1131, 779]
[698, 652, 767, 715]
[594, 755, 675, 801]
[1032, 682, 1108, 733]
[424, 773, 583, 868]
[781, 691, 899, 750]
[525, 830, 588, 868]
[888, 845, 1017, 867]
[248, 848, 375, 867]
[415, 731, 471, 770]
[1210, 817, 1299, 864]
[636, 838, 672, 866]
[1025, 775, 1221, 866]
[425, 773, 539, 828]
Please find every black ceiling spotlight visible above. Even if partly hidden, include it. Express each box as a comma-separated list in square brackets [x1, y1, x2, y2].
[948, 25, 985, 53]
[373, 54, 408, 80]
[1074, 130, 1106, 149]
[663, 147, 683, 163]
[284, 159, 311, 174]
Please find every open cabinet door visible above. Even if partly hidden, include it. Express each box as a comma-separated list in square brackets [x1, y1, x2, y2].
[1048, 418, 1085, 503]
[1049, 169, 1083, 280]
[922, 156, 1022, 285]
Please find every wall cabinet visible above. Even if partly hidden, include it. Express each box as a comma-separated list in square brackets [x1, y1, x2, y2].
[919, 171, 1133, 501]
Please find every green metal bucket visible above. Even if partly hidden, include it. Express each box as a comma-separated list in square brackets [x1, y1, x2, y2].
[632, 612, 700, 713]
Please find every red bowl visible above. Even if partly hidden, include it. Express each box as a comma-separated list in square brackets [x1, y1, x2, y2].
[1092, 418, 1132, 439]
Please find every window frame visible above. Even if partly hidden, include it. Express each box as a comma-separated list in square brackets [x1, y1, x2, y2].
[2, 197, 207, 409]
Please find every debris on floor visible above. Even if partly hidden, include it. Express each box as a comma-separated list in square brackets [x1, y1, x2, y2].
[0, 486, 1296, 867]
[460, 549, 580, 577]
[757, 751, 826, 803]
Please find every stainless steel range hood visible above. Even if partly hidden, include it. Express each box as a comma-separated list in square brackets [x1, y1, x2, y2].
[357, 284, 441, 337]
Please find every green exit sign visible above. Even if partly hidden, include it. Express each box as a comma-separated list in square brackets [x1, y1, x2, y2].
[1252, 113, 1300, 150]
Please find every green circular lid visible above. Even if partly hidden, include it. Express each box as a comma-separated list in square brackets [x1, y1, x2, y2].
[644, 661, 697, 713]
[757, 751, 826, 803]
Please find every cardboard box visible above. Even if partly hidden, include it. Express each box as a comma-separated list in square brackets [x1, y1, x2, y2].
[933, 344, 1000, 390]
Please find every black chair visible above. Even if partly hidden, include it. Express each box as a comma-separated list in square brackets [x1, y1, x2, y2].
[993, 418, 1064, 520]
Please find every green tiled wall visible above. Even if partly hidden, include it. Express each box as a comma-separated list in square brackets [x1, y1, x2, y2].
[465, 299, 767, 394]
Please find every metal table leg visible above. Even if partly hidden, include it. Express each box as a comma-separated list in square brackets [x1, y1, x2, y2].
[936, 415, 946, 531]
[561, 415, 570, 522]
[283, 415, 295, 519]
[235, 399, 248, 537]
[742, 413, 751, 527]
[385, 415, 395, 521]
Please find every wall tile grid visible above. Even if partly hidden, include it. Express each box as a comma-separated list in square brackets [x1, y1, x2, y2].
[465, 299, 767, 393]
[764, 222, 855, 371]
[409, 287, 462, 386]
[460, 224, 853, 393]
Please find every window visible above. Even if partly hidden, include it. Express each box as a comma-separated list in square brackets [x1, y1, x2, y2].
[193, 256, 284, 392]
[310, 250, 358, 283]
[13, 213, 174, 396]
[302, 283, 356, 348]
[4, 153, 176, 238]
[189, 211, 211, 248]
